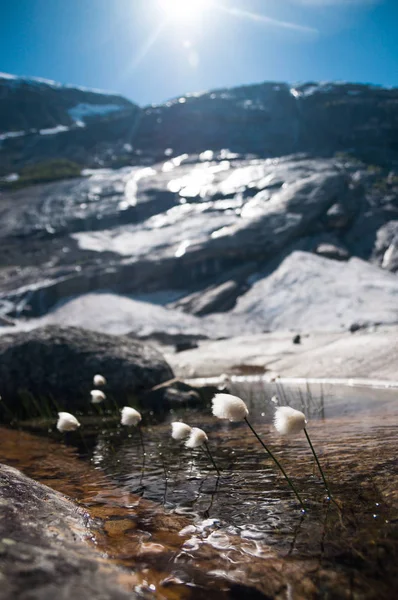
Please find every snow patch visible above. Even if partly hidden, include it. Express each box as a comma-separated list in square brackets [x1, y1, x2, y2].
[0, 72, 119, 95]
[0, 72, 19, 80]
[1, 173, 19, 182]
[39, 124, 70, 135]
[0, 130, 26, 141]
[68, 103, 124, 123]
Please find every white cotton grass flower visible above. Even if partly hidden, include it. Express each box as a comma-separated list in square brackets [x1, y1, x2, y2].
[121, 406, 142, 426]
[171, 421, 192, 441]
[217, 373, 231, 390]
[120, 407, 145, 485]
[56, 412, 80, 432]
[185, 427, 208, 449]
[90, 390, 106, 404]
[212, 393, 249, 422]
[273, 404, 334, 504]
[93, 374, 106, 387]
[274, 406, 307, 436]
[211, 392, 306, 509]
[184, 426, 221, 475]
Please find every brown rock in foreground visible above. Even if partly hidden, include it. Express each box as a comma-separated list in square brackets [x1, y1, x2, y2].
[0, 463, 137, 600]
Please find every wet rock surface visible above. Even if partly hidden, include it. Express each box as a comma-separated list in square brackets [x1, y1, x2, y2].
[1, 78, 398, 348]
[0, 463, 136, 600]
[0, 325, 174, 418]
[0, 153, 397, 339]
[0, 249, 397, 343]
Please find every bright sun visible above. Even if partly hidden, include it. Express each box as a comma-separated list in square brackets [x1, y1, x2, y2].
[158, 0, 209, 20]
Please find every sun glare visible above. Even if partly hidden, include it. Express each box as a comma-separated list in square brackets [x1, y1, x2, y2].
[158, 0, 209, 20]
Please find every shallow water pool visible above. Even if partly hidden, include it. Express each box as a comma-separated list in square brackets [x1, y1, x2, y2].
[2, 379, 398, 599]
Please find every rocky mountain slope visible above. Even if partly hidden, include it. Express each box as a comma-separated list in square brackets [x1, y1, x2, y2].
[2, 77, 398, 174]
[0, 72, 140, 174]
[135, 81, 398, 164]
[0, 75, 397, 339]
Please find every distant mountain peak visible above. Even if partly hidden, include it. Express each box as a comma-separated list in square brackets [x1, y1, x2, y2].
[0, 71, 120, 96]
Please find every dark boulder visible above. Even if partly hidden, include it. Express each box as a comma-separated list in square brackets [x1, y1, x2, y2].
[175, 340, 199, 352]
[0, 325, 174, 420]
[0, 463, 135, 600]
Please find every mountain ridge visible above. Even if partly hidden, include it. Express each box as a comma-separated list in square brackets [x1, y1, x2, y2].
[1, 73, 398, 175]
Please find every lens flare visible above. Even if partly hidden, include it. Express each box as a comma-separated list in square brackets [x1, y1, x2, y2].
[158, 0, 209, 20]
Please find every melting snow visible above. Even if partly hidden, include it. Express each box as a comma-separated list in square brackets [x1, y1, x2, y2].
[1, 173, 19, 182]
[0, 130, 26, 141]
[68, 102, 124, 123]
[39, 124, 69, 135]
[0, 72, 19, 80]
[0, 72, 118, 94]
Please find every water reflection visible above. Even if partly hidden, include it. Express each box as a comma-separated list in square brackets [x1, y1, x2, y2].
[2, 380, 398, 599]
[86, 382, 397, 549]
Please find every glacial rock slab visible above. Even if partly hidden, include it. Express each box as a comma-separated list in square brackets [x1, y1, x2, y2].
[213, 251, 398, 332]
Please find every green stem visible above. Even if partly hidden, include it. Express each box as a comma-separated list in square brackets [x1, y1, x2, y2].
[304, 428, 332, 499]
[244, 417, 306, 511]
[138, 426, 146, 486]
[204, 442, 221, 477]
[189, 449, 194, 476]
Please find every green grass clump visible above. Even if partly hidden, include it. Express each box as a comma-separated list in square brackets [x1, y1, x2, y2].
[0, 159, 82, 189]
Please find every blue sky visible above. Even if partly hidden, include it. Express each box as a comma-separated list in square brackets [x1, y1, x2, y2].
[0, 0, 397, 106]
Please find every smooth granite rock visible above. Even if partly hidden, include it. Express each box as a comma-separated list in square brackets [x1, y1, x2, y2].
[0, 463, 136, 600]
[214, 251, 398, 333]
[0, 325, 174, 419]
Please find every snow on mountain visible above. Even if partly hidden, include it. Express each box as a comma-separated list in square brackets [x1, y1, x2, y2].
[0, 130, 26, 141]
[0, 71, 116, 94]
[68, 103, 126, 123]
[39, 125, 70, 135]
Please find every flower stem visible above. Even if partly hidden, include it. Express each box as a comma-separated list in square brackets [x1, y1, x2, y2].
[138, 426, 146, 486]
[204, 442, 221, 477]
[244, 417, 306, 511]
[304, 428, 332, 499]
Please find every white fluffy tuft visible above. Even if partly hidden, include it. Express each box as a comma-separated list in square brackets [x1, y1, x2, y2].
[93, 374, 106, 387]
[56, 412, 80, 432]
[171, 422, 192, 440]
[217, 373, 231, 390]
[274, 406, 307, 436]
[185, 427, 208, 448]
[212, 393, 249, 422]
[90, 390, 106, 404]
[121, 406, 142, 426]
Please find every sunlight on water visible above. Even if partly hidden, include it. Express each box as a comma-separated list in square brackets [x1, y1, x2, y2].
[2, 380, 398, 599]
